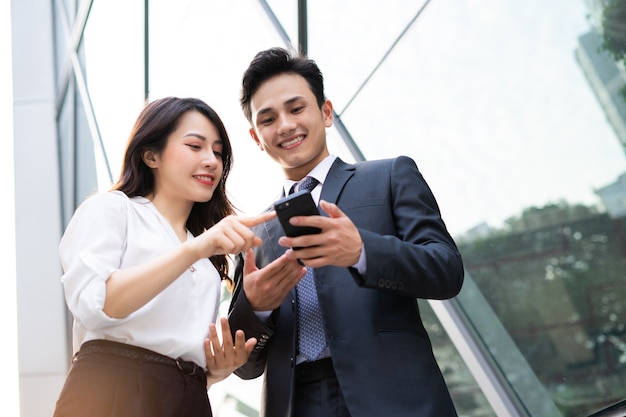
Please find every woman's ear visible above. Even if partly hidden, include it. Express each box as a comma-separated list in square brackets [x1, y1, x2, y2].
[142, 149, 158, 168]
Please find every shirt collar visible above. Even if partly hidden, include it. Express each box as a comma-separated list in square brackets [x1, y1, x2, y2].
[283, 154, 337, 195]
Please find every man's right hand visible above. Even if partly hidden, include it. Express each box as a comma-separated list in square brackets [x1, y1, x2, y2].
[242, 249, 306, 311]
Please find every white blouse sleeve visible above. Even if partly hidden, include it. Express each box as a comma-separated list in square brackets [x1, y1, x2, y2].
[59, 191, 128, 330]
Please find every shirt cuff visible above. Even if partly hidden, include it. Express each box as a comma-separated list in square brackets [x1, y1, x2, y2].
[254, 310, 273, 322]
[352, 243, 367, 275]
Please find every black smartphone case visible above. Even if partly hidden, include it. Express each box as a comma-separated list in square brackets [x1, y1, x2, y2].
[274, 190, 321, 237]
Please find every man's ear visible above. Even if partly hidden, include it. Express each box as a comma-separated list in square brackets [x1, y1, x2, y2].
[142, 149, 159, 168]
[322, 99, 334, 128]
[249, 128, 265, 151]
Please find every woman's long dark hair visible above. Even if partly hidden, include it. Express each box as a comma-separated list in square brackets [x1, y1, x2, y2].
[112, 96, 235, 282]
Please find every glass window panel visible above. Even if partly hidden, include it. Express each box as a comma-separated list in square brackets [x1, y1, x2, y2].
[73, 75, 100, 205]
[306, 1, 431, 116]
[56, 81, 75, 228]
[52, 0, 71, 82]
[311, 1, 626, 416]
[56, 76, 99, 225]
[418, 299, 497, 416]
[457, 213, 626, 416]
[265, 0, 298, 45]
[82, 0, 145, 183]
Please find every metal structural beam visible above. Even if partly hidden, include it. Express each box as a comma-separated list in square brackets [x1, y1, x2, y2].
[298, 0, 307, 55]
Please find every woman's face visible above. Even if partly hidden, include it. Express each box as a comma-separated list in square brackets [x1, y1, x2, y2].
[146, 110, 224, 206]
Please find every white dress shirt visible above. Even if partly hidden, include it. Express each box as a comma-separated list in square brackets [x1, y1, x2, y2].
[59, 190, 220, 368]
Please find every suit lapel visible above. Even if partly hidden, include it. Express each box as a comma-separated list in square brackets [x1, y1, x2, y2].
[265, 215, 284, 246]
[320, 158, 355, 205]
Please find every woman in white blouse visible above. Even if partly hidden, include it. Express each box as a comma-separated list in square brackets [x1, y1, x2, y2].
[53, 96, 277, 417]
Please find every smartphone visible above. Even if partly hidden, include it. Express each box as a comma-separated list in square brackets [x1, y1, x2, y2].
[273, 190, 321, 237]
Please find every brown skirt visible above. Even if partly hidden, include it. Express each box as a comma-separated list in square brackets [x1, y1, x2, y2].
[53, 340, 211, 417]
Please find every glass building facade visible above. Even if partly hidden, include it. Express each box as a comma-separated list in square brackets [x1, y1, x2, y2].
[9, 0, 626, 416]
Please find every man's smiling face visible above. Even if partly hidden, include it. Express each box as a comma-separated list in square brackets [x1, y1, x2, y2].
[249, 73, 333, 181]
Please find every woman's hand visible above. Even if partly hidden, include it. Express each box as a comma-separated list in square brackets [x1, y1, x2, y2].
[190, 211, 276, 259]
[204, 317, 257, 386]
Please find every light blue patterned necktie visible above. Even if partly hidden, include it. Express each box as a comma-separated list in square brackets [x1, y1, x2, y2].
[291, 176, 327, 361]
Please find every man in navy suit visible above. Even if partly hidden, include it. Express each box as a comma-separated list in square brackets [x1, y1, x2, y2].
[228, 47, 464, 417]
